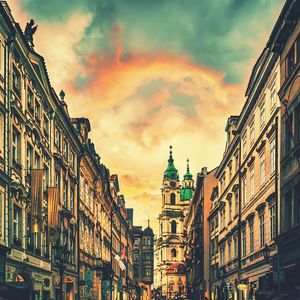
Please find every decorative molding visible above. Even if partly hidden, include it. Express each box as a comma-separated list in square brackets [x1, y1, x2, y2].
[256, 140, 266, 153]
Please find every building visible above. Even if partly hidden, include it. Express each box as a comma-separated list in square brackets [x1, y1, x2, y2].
[213, 116, 240, 300]
[132, 221, 154, 300]
[185, 168, 217, 300]
[154, 146, 194, 299]
[268, 0, 300, 297]
[238, 40, 281, 299]
[0, 2, 83, 298]
[0, 1, 135, 299]
[207, 185, 219, 300]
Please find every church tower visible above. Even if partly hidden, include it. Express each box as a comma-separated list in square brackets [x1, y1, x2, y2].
[154, 146, 193, 298]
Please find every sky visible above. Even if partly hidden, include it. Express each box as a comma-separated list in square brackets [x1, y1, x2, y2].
[9, 0, 284, 233]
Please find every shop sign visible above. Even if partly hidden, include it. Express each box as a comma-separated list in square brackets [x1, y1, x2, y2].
[237, 284, 247, 291]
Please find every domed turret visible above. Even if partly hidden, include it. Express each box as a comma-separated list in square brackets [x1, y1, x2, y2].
[163, 146, 179, 181]
[180, 159, 194, 201]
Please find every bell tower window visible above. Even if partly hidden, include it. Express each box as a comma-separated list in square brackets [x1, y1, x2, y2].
[170, 193, 176, 205]
[171, 221, 177, 234]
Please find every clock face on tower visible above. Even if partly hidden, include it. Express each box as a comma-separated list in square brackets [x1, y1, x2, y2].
[170, 181, 176, 188]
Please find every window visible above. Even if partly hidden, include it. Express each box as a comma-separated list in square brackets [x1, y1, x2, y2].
[63, 140, 68, 160]
[35, 101, 41, 123]
[171, 248, 177, 258]
[171, 221, 177, 234]
[43, 165, 49, 188]
[27, 88, 34, 113]
[54, 125, 61, 148]
[228, 240, 231, 261]
[228, 200, 232, 221]
[13, 205, 22, 242]
[34, 153, 40, 169]
[235, 153, 239, 172]
[242, 132, 247, 157]
[12, 67, 21, 96]
[270, 139, 276, 175]
[70, 187, 75, 215]
[260, 101, 266, 128]
[133, 252, 139, 261]
[12, 129, 21, 164]
[160, 223, 163, 235]
[134, 238, 140, 246]
[228, 162, 232, 180]
[26, 213, 32, 250]
[260, 153, 266, 186]
[242, 227, 246, 257]
[250, 167, 254, 198]
[70, 151, 75, 170]
[220, 247, 225, 265]
[286, 43, 296, 77]
[259, 213, 265, 247]
[242, 175, 247, 207]
[26, 144, 33, 176]
[170, 193, 176, 205]
[270, 81, 277, 109]
[249, 222, 254, 253]
[250, 120, 255, 145]
[233, 236, 238, 258]
[43, 115, 49, 137]
[220, 209, 225, 229]
[134, 266, 139, 278]
[270, 205, 276, 240]
[55, 171, 60, 188]
[235, 192, 239, 216]
[285, 114, 293, 154]
[63, 180, 68, 208]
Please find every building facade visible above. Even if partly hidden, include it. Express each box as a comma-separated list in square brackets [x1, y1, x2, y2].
[268, 0, 300, 296]
[154, 147, 194, 299]
[132, 222, 154, 300]
[185, 168, 217, 300]
[0, 2, 135, 300]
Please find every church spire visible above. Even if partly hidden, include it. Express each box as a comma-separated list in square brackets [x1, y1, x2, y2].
[163, 145, 179, 181]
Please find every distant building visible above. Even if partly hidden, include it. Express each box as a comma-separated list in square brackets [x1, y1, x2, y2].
[154, 146, 194, 299]
[132, 221, 154, 300]
[185, 168, 218, 300]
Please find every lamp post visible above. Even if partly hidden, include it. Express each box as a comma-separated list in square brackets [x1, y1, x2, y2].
[53, 240, 71, 300]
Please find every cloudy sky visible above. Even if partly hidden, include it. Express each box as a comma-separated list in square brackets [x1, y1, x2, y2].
[10, 0, 284, 233]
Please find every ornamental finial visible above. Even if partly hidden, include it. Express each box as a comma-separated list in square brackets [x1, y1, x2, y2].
[187, 158, 190, 173]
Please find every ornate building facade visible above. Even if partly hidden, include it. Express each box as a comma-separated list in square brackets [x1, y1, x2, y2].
[0, 2, 135, 299]
[154, 147, 194, 299]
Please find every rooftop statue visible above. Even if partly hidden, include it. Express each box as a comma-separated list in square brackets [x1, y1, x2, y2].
[24, 19, 38, 47]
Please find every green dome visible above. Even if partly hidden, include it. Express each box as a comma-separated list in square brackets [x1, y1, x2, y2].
[163, 146, 179, 181]
[180, 188, 193, 201]
[184, 159, 193, 180]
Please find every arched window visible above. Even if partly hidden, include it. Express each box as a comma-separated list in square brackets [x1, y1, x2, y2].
[170, 193, 176, 205]
[171, 221, 177, 234]
[160, 223, 163, 234]
[171, 248, 177, 258]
